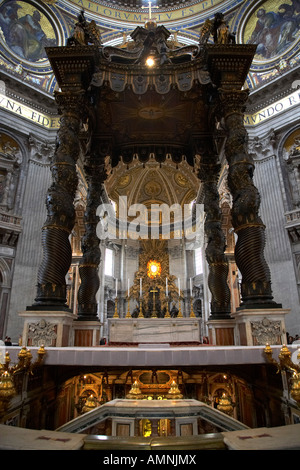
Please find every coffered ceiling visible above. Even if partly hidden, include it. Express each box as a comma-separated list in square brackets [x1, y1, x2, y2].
[105, 156, 199, 210]
[98, 85, 208, 166]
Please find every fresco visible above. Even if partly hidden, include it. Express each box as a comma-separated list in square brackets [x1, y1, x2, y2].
[243, 0, 300, 61]
[0, 0, 57, 62]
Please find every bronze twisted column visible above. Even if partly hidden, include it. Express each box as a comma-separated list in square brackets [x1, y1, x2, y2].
[77, 154, 107, 320]
[219, 89, 279, 308]
[30, 45, 99, 310]
[197, 139, 231, 318]
[34, 91, 84, 308]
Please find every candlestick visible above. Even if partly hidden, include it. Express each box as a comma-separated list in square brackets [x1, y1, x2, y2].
[166, 277, 168, 296]
[126, 299, 131, 318]
[190, 277, 192, 294]
[115, 278, 118, 297]
[128, 278, 130, 297]
[177, 278, 182, 317]
[190, 297, 196, 317]
[140, 278, 142, 297]
[113, 298, 118, 318]
[178, 298, 183, 318]
[165, 297, 170, 318]
[138, 300, 143, 318]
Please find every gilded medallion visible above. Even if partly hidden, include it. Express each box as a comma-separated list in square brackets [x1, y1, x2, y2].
[144, 180, 162, 197]
[175, 172, 189, 187]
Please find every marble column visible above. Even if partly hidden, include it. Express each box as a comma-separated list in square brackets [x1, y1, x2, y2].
[77, 156, 107, 320]
[34, 91, 84, 308]
[197, 139, 231, 318]
[220, 89, 279, 309]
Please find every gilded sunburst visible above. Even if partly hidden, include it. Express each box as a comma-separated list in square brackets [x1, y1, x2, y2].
[147, 259, 161, 278]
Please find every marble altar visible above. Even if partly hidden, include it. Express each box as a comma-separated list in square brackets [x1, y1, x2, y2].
[108, 318, 201, 344]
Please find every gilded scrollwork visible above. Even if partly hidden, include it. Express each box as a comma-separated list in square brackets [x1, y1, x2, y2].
[129, 240, 179, 317]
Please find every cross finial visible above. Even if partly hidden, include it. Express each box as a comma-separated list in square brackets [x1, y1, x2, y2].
[142, 1, 159, 20]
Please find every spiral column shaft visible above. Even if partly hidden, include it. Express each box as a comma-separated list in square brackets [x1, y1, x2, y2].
[34, 93, 84, 307]
[220, 89, 277, 308]
[77, 159, 107, 320]
[197, 141, 231, 318]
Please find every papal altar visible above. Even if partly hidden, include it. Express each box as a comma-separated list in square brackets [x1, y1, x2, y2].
[108, 318, 201, 345]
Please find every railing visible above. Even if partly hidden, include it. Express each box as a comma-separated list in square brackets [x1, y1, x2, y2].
[0, 209, 22, 227]
[57, 398, 248, 435]
[83, 432, 226, 450]
[285, 210, 300, 227]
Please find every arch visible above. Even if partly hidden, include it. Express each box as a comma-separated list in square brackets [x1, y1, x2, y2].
[0, 257, 11, 288]
[278, 125, 300, 154]
[0, 128, 28, 157]
[0, 257, 12, 339]
[277, 124, 300, 211]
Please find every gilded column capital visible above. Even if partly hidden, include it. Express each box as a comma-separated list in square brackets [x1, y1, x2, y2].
[218, 88, 249, 117]
[198, 160, 221, 184]
[54, 89, 87, 116]
[84, 160, 107, 185]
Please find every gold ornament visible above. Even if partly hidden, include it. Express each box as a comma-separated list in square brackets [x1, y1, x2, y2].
[217, 392, 233, 415]
[0, 371, 16, 401]
[82, 394, 97, 413]
[126, 381, 144, 399]
[264, 344, 300, 405]
[147, 260, 161, 279]
[128, 240, 181, 317]
[166, 380, 183, 399]
[290, 372, 300, 404]
[0, 346, 46, 415]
